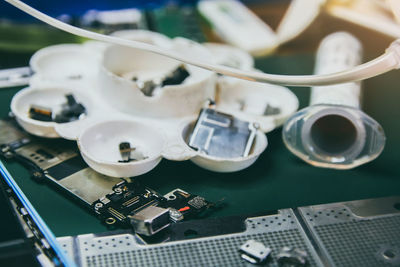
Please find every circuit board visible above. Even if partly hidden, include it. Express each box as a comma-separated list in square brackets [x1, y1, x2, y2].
[0, 117, 216, 238]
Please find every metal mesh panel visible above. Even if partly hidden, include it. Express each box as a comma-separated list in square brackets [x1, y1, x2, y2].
[85, 230, 317, 267]
[300, 198, 400, 267]
[58, 209, 322, 267]
[314, 217, 400, 267]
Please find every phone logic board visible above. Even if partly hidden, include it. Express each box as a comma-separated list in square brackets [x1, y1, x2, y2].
[0, 117, 216, 238]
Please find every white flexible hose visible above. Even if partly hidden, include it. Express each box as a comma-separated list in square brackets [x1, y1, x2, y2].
[4, 0, 400, 86]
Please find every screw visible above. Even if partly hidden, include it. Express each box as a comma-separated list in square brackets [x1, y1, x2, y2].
[114, 188, 122, 194]
[95, 202, 103, 210]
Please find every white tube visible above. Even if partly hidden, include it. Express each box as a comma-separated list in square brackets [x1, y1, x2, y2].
[4, 0, 400, 87]
[310, 32, 362, 108]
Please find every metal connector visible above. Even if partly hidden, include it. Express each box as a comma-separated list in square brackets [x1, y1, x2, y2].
[130, 206, 170, 236]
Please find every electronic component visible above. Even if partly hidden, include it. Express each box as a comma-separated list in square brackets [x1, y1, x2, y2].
[119, 142, 133, 162]
[168, 208, 184, 223]
[118, 142, 147, 163]
[163, 189, 213, 222]
[29, 104, 53, 122]
[53, 94, 86, 123]
[135, 65, 190, 96]
[130, 206, 171, 236]
[0, 117, 218, 237]
[239, 239, 271, 264]
[28, 94, 86, 123]
[92, 180, 164, 228]
[276, 247, 308, 266]
[92, 184, 216, 235]
[189, 107, 257, 158]
[161, 65, 190, 87]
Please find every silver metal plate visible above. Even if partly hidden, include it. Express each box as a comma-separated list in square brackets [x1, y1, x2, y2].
[56, 168, 120, 204]
[57, 209, 323, 267]
[299, 196, 400, 267]
[16, 143, 78, 170]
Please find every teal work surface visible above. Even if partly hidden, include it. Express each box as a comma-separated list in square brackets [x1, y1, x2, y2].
[1, 51, 399, 237]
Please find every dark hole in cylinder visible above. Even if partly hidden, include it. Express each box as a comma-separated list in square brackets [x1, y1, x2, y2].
[310, 114, 357, 156]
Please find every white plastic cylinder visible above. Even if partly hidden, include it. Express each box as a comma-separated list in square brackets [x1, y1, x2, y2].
[282, 32, 386, 169]
[310, 32, 362, 108]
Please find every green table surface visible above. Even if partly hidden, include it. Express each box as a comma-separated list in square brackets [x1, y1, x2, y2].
[1, 10, 400, 237]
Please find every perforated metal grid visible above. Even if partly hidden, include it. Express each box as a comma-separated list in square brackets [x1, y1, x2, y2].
[299, 199, 400, 267]
[58, 209, 323, 267]
[58, 236, 75, 262]
[86, 230, 319, 267]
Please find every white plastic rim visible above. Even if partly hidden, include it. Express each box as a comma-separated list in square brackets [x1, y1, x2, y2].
[98, 39, 216, 118]
[11, 86, 93, 138]
[282, 104, 385, 169]
[78, 120, 164, 177]
[190, 130, 268, 172]
[30, 44, 100, 82]
[203, 43, 254, 70]
[216, 79, 299, 132]
[300, 106, 366, 162]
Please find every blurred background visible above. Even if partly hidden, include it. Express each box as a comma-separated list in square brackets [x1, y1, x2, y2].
[0, 0, 279, 68]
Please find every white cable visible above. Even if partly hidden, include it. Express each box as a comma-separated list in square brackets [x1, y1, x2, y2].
[5, 0, 400, 86]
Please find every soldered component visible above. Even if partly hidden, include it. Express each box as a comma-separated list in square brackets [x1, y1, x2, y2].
[189, 107, 257, 158]
[0, 118, 221, 238]
[188, 196, 208, 209]
[168, 208, 184, 222]
[239, 239, 271, 264]
[130, 206, 171, 236]
[91, 180, 164, 229]
[162, 189, 213, 222]
[276, 246, 308, 266]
